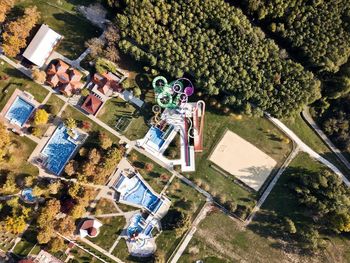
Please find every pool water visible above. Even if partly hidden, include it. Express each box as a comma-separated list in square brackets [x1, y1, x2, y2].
[148, 127, 165, 150]
[22, 188, 35, 203]
[124, 179, 163, 213]
[41, 125, 78, 175]
[5, 96, 35, 127]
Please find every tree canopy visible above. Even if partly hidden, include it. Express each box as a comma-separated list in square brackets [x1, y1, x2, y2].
[113, 0, 321, 117]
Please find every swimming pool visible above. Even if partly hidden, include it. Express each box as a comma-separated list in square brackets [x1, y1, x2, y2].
[148, 127, 165, 150]
[41, 125, 78, 175]
[21, 188, 36, 203]
[5, 96, 35, 127]
[116, 175, 163, 214]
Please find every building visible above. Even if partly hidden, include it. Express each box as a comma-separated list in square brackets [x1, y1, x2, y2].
[33, 250, 63, 263]
[90, 72, 122, 101]
[46, 60, 83, 96]
[79, 218, 102, 238]
[81, 94, 103, 115]
[22, 24, 62, 68]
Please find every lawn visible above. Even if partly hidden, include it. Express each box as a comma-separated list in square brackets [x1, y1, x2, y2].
[94, 198, 119, 215]
[45, 94, 65, 115]
[128, 150, 172, 193]
[156, 178, 206, 261]
[13, 225, 38, 258]
[0, 60, 49, 109]
[1, 134, 39, 178]
[87, 216, 125, 251]
[0, 222, 16, 251]
[98, 97, 150, 141]
[282, 114, 350, 175]
[14, 0, 101, 59]
[186, 111, 292, 217]
[61, 104, 119, 142]
[111, 239, 130, 262]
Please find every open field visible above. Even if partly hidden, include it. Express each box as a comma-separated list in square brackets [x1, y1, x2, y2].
[0, 60, 49, 109]
[12, 225, 38, 258]
[187, 111, 292, 216]
[14, 0, 101, 59]
[93, 198, 119, 215]
[209, 130, 277, 191]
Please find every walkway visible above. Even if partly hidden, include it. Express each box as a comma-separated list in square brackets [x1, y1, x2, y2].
[302, 108, 350, 171]
[169, 202, 211, 263]
[267, 114, 350, 186]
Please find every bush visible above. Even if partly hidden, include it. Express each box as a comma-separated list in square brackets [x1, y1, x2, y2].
[95, 58, 117, 74]
[34, 109, 49, 125]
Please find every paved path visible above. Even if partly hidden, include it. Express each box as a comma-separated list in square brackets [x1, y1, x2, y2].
[302, 108, 350, 171]
[267, 114, 350, 186]
[169, 202, 211, 263]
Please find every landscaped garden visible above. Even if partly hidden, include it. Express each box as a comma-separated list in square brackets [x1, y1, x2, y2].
[12, 224, 38, 258]
[14, 0, 101, 59]
[127, 150, 172, 193]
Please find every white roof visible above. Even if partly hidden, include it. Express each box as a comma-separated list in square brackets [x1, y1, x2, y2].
[23, 24, 62, 67]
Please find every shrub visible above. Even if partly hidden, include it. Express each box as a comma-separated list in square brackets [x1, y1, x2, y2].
[34, 109, 49, 125]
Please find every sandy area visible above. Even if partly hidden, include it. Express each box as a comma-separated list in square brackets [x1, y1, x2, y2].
[209, 130, 276, 191]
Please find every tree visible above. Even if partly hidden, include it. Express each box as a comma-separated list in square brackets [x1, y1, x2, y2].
[34, 109, 49, 125]
[4, 216, 26, 234]
[65, 160, 77, 176]
[48, 181, 62, 195]
[37, 225, 54, 244]
[49, 238, 65, 253]
[133, 87, 142, 97]
[64, 118, 77, 129]
[70, 204, 86, 219]
[80, 88, 90, 97]
[32, 69, 46, 84]
[145, 162, 154, 172]
[37, 199, 61, 228]
[0, 0, 15, 23]
[99, 132, 113, 150]
[85, 37, 104, 58]
[0, 123, 10, 161]
[284, 217, 297, 234]
[2, 6, 40, 57]
[56, 216, 76, 236]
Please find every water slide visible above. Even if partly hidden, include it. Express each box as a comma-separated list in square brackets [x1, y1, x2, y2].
[193, 100, 205, 152]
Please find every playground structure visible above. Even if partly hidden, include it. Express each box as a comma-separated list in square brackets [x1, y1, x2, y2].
[138, 76, 205, 172]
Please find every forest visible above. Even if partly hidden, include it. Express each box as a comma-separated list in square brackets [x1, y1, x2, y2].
[112, 0, 321, 117]
[239, 0, 350, 98]
[317, 94, 350, 157]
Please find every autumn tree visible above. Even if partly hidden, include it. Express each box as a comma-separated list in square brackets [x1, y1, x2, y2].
[99, 132, 113, 150]
[4, 216, 26, 234]
[34, 109, 49, 125]
[37, 199, 61, 228]
[48, 238, 65, 253]
[2, 6, 40, 57]
[0, 123, 10, 162]
[0, 0, 16, 23]
[32, 69, 46, 84]
[56, 216, 76, 236]
[64, 118, 77, 129]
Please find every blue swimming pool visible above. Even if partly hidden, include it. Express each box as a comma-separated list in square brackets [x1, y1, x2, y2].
[41, 125, 78, 175]
[148, 127, 165, 150]
[122, 177, 163, 213]
[22, 188, 35, 203]
[5, 96, 35, 127]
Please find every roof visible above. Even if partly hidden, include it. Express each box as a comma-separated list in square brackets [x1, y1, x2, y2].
[23, 24, 62, 67]
[34, 250, 63, 263]
[81, 94, 103, 115]
[79, 219, 102, 238]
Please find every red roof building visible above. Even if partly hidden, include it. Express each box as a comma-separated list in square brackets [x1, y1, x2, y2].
[46, 60, 83, 96]
[79, 218, 102, 238]
[81, 94, 103, 115]
[91, 72, 122, 99]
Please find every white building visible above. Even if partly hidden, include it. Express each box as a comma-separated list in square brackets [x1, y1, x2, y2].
[22, 24, 62, 67]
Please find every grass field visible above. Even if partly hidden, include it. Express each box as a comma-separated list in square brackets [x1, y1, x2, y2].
[87, 216, 125, 251]
[14, 0, 101, 59]
[94, 198, 119, 215]
[13, 225, 38, 258]
[0, 60, 49, 109]
[186, 111, 292, 215]
[1, 134, 39, 178]
[283, 114, 350, 174]
[128, 150, 171, 193]
[156, 178, 206, 261]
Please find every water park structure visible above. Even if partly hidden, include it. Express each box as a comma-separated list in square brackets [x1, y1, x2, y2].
[137, 76, 205, 172]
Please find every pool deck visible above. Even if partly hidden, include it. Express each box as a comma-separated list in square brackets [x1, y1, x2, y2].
[0, 89, 40, 133]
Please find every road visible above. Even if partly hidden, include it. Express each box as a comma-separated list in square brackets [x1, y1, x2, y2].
[302, 108, 350, 171]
